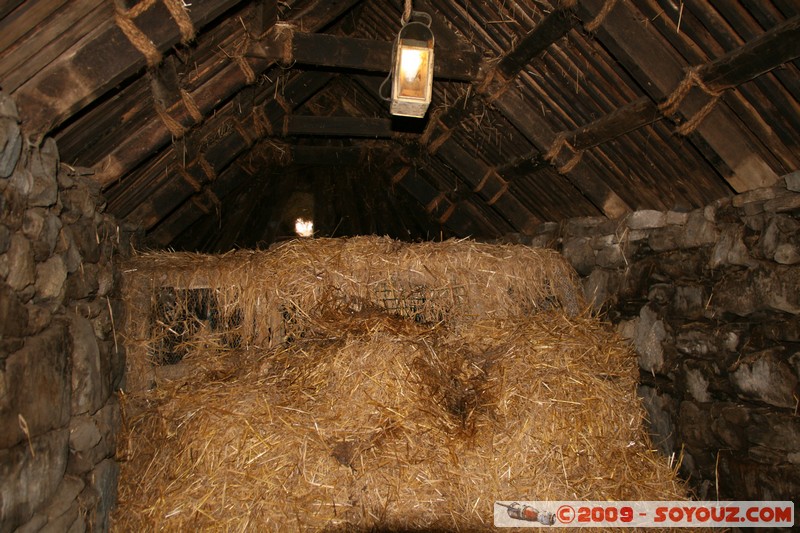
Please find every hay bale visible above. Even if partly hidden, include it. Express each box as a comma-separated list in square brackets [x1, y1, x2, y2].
[114, 309, 686, 531]
[121, 237, 584, 393]
[114, 238, 687, 530]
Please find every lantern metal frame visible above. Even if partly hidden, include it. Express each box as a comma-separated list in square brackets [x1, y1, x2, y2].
[387, 11, 434, 118]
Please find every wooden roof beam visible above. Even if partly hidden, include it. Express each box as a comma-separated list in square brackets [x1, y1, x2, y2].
[251, 28, 482, 81]
[502, 10, 800, 178]
[13, 0, 246, 138]
[572, 0, 795, 191]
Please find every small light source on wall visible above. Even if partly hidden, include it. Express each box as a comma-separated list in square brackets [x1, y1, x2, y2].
[294, 218, 314, 238]
[389, 8, 434, 118]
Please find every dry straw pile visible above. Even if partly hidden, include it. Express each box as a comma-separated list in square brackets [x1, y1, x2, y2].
[115, 237, 687, 531]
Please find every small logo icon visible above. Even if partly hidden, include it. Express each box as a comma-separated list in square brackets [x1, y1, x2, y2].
[496, 502, 556, 525]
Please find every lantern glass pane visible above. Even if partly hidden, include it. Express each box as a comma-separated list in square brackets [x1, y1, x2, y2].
[397, 46, 430, 99]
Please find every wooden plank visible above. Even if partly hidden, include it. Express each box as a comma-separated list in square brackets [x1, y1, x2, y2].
[254, 29, 482, 81]
[568, 96, 660, 150]
[0, 0, 107, 92]
[292, 145, 364, 165]
[13, 0, 245, 137]
[285, 115, 394, 138]
[573, 0, 781, 191]
[0, 1, 25, 20]
[0, 0, 69, 52]
[497, 7, 575, 78]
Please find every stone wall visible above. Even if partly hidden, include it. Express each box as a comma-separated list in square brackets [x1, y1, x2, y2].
[1, 92, 136, 532]
[517, 172, 800, 501]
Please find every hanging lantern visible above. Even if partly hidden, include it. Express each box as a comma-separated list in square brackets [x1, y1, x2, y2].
[390, 12, 434, 118]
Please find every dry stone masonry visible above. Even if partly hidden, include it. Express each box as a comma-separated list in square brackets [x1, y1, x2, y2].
[519, 171, 800, 502]
[0, 91, 136, 532]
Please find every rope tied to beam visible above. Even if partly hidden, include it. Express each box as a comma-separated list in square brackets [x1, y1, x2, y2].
[153, 100, 186, 138]
[177, 166, 203, 192]
[438, 202, 457, 224]
[584, 0, 618, 32]
[197, 154, 217, 181]
[474, 167, 499, 194]
[425, 192, 447, 213]
[232, 118, 254, 146]
[544, 131, 583, 174]
[162, 0, 196, 43]
[179, 89, 203, 123]
[659, 66, 723, 135]
[234, 55, 257, 84]
[253, 105, 273, 137]
[391, 166, 411, 185]
[114, 0, 162, 67]
[487, 181, 509, 205]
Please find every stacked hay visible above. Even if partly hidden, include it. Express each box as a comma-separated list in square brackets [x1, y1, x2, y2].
[114, 237, 687, 531]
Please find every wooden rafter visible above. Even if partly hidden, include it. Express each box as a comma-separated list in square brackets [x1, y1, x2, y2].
[13, 0, 245, 137]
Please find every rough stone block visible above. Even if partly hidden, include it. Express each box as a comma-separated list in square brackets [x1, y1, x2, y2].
[24, 210, 61, 262]
[0, 224, 10, 254]
[764, 192, 800, 213]
[671, 284, 705, 319]
[785, 170, 800, 192]
[0, 324, 71, 449]
[730, 349, 798, 409]
[68, 415, 102, 453]
[35, 255, 67, 303]
[0, 93, 22, 178]
[41, 475, 85, 524]
[647, 226, 681, 252]
[638, 386, 676, 457]
[731, 186, 783, 207]
[680, 210, 718, 248]
[561, 237, 595, 276]
[71, 220, 101, 264]
[40, 502, 80, 533]
[65, 264, 99, 301]
[665, 210, 689, 225]
[678, 401, 718, 449]
[0, 281, 29, 338]
[635, 305, 666, 374]
[756, 265, 800, 314]
[86, 459, 119, 533]
[627, 209, 666, 230]
[563, 216, 608, 238]
[55, 226, 83, 274]
[595, 243, 626, 268]
[709, 224, 757, 268]
[28, 138, 59, 208]
[70, 313, 107, 416]
[6, 234, 35, 292]
[582, 268, 619, 311]
[0, 428, 70, 531]
[684, 366, 711, 402]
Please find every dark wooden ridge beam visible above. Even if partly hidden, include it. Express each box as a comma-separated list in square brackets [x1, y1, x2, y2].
[282, 116, 395, 138]
[497, 7, 575, 79]
[14, 0, 246, 138]
[698, 14, 800, 89]
[572, 0, 784, 191]
[251, 28, 482, 81]
[502, 96, 660, 176]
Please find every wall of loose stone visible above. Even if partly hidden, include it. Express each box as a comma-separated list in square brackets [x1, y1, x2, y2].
[514, 172, 800, 501]
[0, 92, 136, 532]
